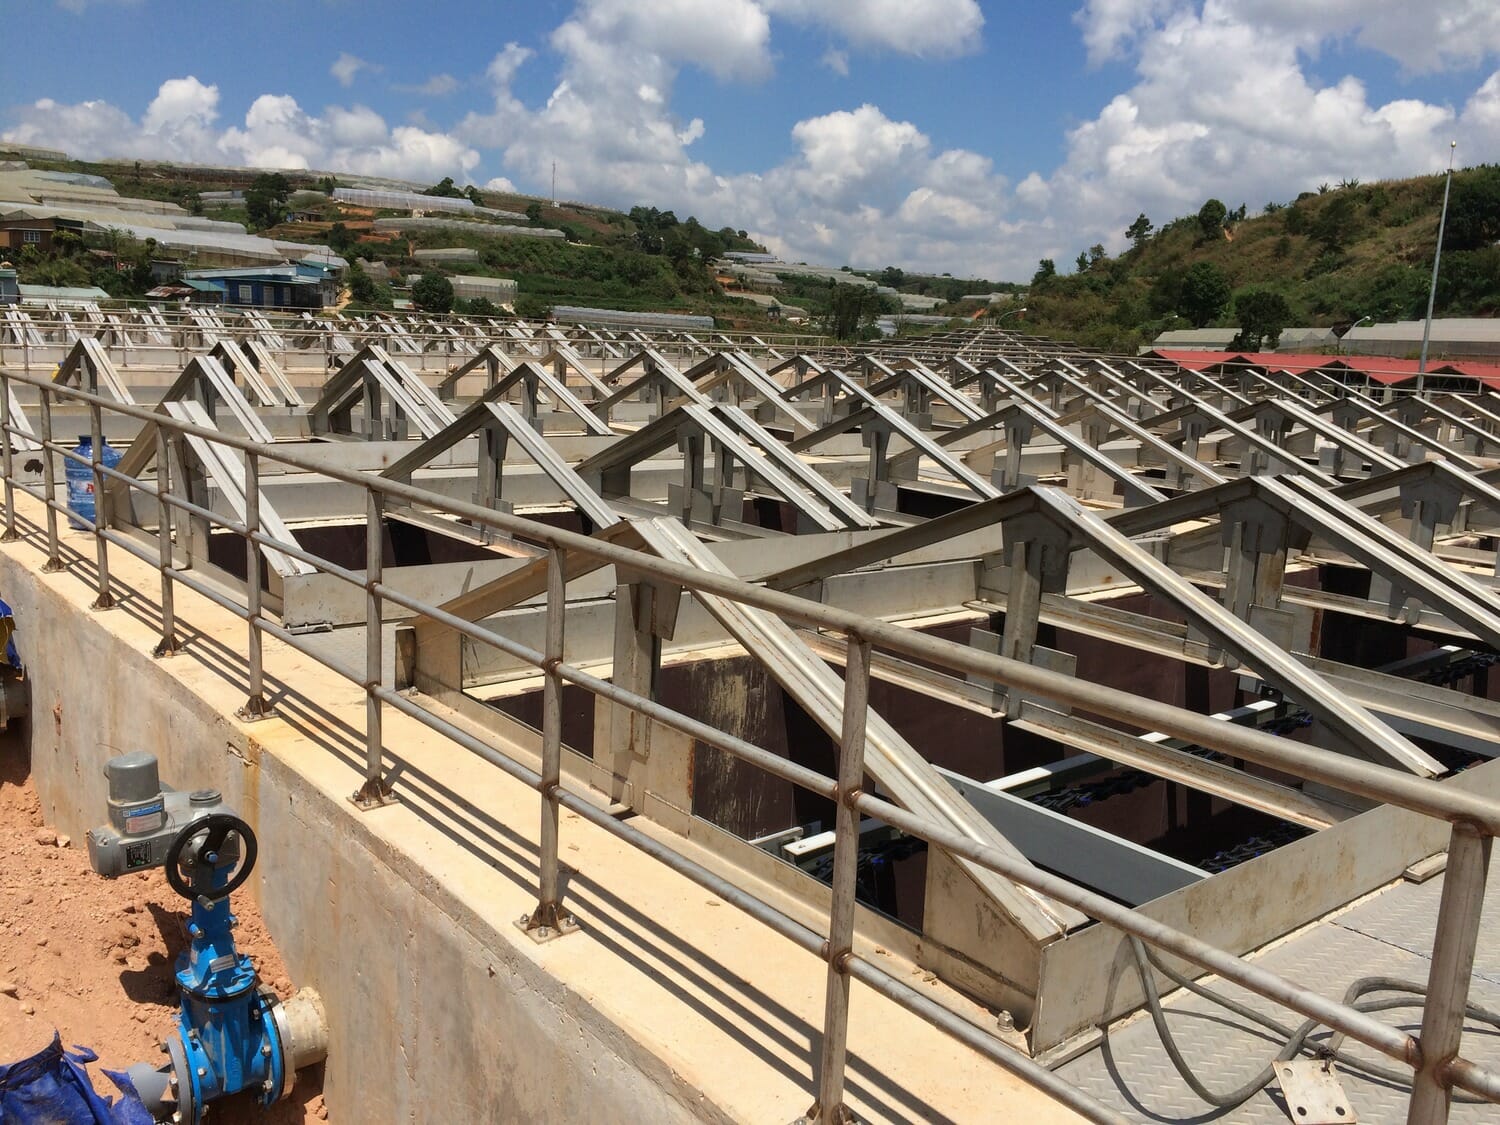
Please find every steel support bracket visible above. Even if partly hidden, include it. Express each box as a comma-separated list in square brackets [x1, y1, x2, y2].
[237, 695, 275, 723]
[791, 1102, 860, 1124]
[1273, 1058, 1357, 1123]
[515, 901, 580, 944]
[348, 775, 399, 810]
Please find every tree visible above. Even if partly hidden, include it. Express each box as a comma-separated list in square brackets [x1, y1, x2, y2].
[822, 283, 880, 341]
[1126, 213, 1154, 250]
[1196, 198, 1228, 242]
[327, 222, 357, 256]
[629, 205, 680, 254]
[1445, 166, 1500, 253]
[1231, 289, 1292, 351]
[514, 294, 551, 320]
[1311, 193, 1359, 254]
[464, 185, 484, 205]
[345, 262, 393, 310]
[424, 177, 465, 198]
[457, 296, 500, 317]
[879, 265, 906, 288]
[525, 202, 543, 225]
[244, 172, 290, 230]
[1031, 259, 1056, 287]
[411, 272, 454, 313]
[1087, 243, 1106, 266]
[1358, 265, 1428, 321]
[1075, 251, 1090, 273]
[346, 261, 393, 309]
[1179, 260, 1231, 326]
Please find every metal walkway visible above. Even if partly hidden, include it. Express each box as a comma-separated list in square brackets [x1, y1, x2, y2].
[1056, 870, 1500, 1122]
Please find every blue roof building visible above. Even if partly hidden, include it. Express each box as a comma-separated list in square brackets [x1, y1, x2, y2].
[182, 263, 338, 310]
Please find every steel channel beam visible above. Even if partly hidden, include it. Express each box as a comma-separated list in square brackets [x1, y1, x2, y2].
[5, 371, 1500, 832]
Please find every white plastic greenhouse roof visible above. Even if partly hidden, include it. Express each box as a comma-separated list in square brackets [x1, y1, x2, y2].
[333, 187, 475, 214]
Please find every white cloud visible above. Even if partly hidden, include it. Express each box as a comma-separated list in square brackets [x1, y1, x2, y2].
[484, 176, 518, 192]
[330, 52, 375, 89]
[1466, 71, 1500, 139]
[766, 0, 984, 56]
[414, 74, 460, 97]
[1019, 3, 1494, 274]
[2, 97, 137, 159]
[1073, 0, 1178, 63]
[2, 79, 478, 183]
[1076, 0, 1500, 73]
[486, 44, 534, 87]
[555, 0, 773, 83]
[7, 1, 1498, 283]
[140, 75, 218, 139]
[55, 0, 140, 11]
[1222, 0, 1500, 73]
[787, 105, 931, 207]
[324, 104, 389, 148]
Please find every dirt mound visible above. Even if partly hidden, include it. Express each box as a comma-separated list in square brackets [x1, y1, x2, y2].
[0, 729, 326, 1122]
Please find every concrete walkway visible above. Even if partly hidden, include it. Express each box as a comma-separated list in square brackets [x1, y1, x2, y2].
[0, 489, 1079, 1123]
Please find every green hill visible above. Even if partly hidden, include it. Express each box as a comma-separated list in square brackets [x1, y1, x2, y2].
[1000, 166, 1500, 354]
[9, 151, 1497, 347]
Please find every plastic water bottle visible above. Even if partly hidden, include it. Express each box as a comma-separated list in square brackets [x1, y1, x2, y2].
[65, 434, 122, 530]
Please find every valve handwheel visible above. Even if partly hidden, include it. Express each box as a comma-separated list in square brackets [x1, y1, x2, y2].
[164, 813, 258, 901]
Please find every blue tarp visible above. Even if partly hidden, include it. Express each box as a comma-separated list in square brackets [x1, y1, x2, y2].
[0, 596, 22, 671]
[0, 1033, 152, 1125]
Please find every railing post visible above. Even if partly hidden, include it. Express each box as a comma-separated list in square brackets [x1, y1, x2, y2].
[352, 488, 397, 808]
[88, 399, 114, 610]
[805, 635, 871, 1125]
[0, 374, 16, 544]
[37, 387, 61, 572]
[0, 373, 17, 545]
[152, 424, 177, 657]
[519, 546, 577, 942]
[1408, 822, 1492, 1125]
[237, 450, 272, 720]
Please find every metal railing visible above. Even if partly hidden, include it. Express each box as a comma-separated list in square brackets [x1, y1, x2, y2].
[1, 364, 1497, 1124]
[0, 306, 840, 366]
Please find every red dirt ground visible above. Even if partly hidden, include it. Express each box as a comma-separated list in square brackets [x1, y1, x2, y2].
[0, 728, 326, 1123]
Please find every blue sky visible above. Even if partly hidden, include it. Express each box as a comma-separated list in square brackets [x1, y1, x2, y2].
[5, 1, 1499, 281]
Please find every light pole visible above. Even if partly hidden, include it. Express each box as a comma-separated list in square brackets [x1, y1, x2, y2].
[1418, 140, 1457, 394]
[1343, 314, 1371, 355]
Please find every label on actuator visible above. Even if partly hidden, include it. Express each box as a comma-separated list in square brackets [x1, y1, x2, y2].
[124, 802, 164, 835]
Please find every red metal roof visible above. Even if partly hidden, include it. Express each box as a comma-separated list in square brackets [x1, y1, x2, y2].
[1150, 350, 1500, 391]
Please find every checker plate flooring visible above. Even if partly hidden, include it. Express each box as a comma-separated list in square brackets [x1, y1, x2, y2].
[1056, 872, 1500, 1123]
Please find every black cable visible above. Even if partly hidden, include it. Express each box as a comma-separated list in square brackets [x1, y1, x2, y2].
[1125, 937, 1500, 1109]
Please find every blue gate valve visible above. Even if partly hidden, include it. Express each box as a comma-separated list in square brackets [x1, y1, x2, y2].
[87, 754, 327, 1123]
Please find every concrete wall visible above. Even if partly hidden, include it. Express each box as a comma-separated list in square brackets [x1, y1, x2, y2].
[0, 511, 1065, 1124]
[0, 541, 726, 1123]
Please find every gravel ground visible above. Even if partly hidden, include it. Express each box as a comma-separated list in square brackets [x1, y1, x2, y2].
[0, 725, 327, 1123]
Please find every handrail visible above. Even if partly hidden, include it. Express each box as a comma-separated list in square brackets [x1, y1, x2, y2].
[7, 367, 1497, 829]
[0, 363, 1495, 1122]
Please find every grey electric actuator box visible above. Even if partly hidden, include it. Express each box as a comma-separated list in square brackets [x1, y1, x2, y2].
[86, 751, 234, 878]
